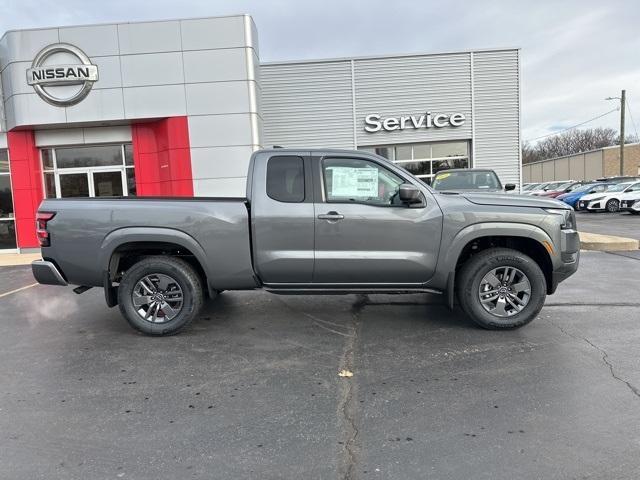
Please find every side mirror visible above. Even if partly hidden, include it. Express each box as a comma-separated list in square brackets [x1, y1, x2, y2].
[399, 183, 422, 204]
[505, 183, 516, 191]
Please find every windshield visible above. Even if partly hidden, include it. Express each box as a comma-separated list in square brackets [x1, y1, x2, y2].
[523, 183, 540, 191]
[431, 170, 502, 190]
[572, 183, 597, 193]
[551, 182, 573, 191]
[606, 183, 631, 192]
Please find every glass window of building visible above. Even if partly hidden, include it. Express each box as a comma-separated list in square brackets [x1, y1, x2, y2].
[41, 144, 136, 199]
[0, 149, 17, 250]
[359, 141, 470, 182]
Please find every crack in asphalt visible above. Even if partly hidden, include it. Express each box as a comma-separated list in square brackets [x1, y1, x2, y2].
[337, 294, 367, 480]
[546, 318, 640, 400]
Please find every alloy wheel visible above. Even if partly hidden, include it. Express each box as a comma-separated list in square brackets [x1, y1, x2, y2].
[606, 199, 619, 213]
[132, 273, 184, 323]
[478, 266, 531, 317]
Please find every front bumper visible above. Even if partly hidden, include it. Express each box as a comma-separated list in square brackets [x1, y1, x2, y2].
[32, 260, 68, 286]
[620, 199, 640, 212]
[578, 200, 602, 211]
[549, 229, 580, 294]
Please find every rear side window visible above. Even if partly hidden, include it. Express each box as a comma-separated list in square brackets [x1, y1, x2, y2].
[266, 156, 305, 202]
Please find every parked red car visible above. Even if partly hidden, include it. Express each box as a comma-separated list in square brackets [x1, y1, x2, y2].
[537, 181, 584, 198]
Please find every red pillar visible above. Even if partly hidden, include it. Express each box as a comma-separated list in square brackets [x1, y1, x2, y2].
[7, 130, 43, 248]
[131, 116, 193, 197]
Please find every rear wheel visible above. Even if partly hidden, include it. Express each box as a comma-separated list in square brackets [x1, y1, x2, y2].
[456, 248, 546, 329]
[606, 199, 620, 213]
[118, 256, 203, 335]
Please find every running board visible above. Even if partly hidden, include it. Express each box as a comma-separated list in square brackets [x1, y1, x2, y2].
[264, 287, 443, 295]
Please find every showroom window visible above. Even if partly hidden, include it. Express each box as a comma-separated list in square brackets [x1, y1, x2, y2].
[359, 141, 470, 182]
[0, 149, 17, 250]
[41, 144, 136, 198]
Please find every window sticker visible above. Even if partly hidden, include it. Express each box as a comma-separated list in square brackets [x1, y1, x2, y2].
[436, 172, 451, 179]
[328, 167, 379, 197]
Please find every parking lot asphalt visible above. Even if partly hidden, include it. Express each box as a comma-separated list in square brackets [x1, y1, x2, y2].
[1, 251, 640, 479]
[576, 210, 640, 240]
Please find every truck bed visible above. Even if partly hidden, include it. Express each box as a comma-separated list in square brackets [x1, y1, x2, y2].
[39, 196, 257, 290]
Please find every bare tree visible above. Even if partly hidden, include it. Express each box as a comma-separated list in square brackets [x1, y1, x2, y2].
[522, 127, 639, 164]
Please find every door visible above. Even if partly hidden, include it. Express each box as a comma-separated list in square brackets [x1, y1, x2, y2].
[55, 168, 127, 198]
[92, 170, 124, 197]
[313, 155, 443, 285]
[251, 153, 316, 284]
[58, 172, 90, 197]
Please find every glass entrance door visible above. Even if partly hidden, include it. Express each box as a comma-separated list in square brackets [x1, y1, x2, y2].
[92, 170, 124, 197]
[58, 172, 90, 197]
[42, 144, 135, 199]
[56, 169, 126, 198]
[1, 149, 17, 251]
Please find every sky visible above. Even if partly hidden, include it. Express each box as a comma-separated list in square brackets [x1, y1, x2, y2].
[2, 0, 639, 143]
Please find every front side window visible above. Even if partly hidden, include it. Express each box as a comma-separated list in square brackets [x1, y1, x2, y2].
[266, 156, 305, 203]
[322, 158, 404, 206]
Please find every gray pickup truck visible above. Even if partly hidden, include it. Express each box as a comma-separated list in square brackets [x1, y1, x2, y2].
[32, 149, 579, 335]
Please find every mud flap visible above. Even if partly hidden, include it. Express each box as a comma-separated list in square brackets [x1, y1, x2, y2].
[446, 271, 455, 310]
[103, 271, 118, 308]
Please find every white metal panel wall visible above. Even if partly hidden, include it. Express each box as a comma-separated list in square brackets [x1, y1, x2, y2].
[472, 50, 520, 185]
[354, 53, 472, 146]
[0, 74, 4, 132]
[261, 61, 354, 149]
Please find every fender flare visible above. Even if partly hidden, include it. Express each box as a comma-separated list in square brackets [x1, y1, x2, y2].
[441, 222, 554, 309]
[99, 227, 211, 281]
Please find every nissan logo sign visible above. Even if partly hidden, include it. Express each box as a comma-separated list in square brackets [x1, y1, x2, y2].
[26, 43, 98, 107]
[364, 112, 466, 133]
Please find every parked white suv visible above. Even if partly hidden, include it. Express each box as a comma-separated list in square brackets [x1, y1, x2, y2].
[577, 181, 640, 212]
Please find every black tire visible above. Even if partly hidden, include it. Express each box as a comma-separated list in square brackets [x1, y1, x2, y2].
[118, 256, 204, 336]
[456, 248, 547, 330]
[606, 199, 620, 213]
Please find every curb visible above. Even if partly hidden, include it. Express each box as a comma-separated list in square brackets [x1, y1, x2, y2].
[0, 253, 42, 267]
[579, 231, 639, 252]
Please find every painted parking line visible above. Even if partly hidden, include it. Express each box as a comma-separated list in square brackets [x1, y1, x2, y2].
[0, 283, 38, 299]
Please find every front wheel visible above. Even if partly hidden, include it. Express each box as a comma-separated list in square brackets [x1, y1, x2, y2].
[118, 256, 204, 335]
[456, 248, 547, 329]
[606, 199, 620, 213]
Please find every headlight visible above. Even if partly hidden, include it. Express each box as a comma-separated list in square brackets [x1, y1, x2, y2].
[545, 208, 576, 230]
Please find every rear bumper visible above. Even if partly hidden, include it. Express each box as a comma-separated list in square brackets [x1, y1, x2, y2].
[32, 260, 68, 286]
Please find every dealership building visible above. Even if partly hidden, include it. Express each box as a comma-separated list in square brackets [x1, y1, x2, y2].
[0, 14, 521, 252]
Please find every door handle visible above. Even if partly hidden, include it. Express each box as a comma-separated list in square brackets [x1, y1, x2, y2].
[317, 211, 344, 221]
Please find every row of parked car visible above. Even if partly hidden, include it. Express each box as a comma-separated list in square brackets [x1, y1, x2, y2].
[522, 177, 640, 214]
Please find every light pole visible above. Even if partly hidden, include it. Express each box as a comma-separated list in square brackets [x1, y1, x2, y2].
[606, 89, 626, 176]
